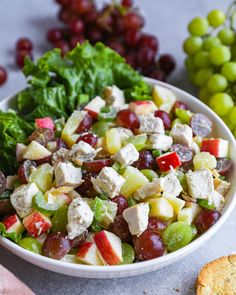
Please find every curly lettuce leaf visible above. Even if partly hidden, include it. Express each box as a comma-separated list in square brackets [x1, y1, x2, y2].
[19, 42, 151, 121]
[0, 223, 22, 243]
[0, 111, 33, 174]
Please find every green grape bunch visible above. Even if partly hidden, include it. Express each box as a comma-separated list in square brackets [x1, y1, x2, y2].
[183, 2, 236, 136]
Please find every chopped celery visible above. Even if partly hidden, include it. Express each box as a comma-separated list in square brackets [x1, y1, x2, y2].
[198, 199, 215, 209]
[33, 192, 60, 215]
[141, 169, 158, 181]
[124, 134, 147, 151]
[91, 122, 110, 137]
[175, 108, 193, 123]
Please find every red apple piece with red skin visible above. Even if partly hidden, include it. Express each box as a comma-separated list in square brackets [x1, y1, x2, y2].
[84, 97, 106, 120]
[23, 211, 52, 238]
[35, 117, 55, 130]
[201, 138, 228, 158]
[129, 100, 157, 115]
[156, 151, 181, 172]
[93, 230, 123, 265]
[76, 242, 103, 265]
[16, 143, 27, 162]
[2, 214, 24, 234]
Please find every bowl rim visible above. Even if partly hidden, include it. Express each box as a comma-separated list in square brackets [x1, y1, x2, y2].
[0, 77, 236, 275]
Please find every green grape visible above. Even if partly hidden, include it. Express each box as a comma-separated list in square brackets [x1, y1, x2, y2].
[207, 74, 228, 94]
[193, 152, 217, 170]
[18, 237, 42, 254]
[141, 169, 158, 181]
[188, 17, 209, 36]
[231, 44, 236, 59]
[185, 56, 196, 72]
[207, 9, 226, 27]
[228, 107, 236, 127]
[91, 122, 110, 137]
[210, 45, 231, 66]
[193, 51, 210, 68]
[203, 36, 221, 51]
[194, 67, 213, 87]
[163, 222, 193, 252]
[222, 62, 236, 82]
[210, 93, 234, 116]
[51, 205, 68, 233]
[183, 36, 203, 55]
[218, 28, 235, 46]
[120, 243, 135, 265]
[175, 108, 193, 123]
[199, 87, 210, 103]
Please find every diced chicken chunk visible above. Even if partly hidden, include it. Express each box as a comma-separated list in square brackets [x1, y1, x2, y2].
[69, 141, 99, 166]
[51, 148, 70, 166]
[91, 167, 125, 198]
[67, 197, 94, 239]
[10, 183, 39, 218]
[134, 178, 162, 201]
[214, 178, 231, 196]
[116, 127, 133, 141]
[103, 85, 125, 108]
[208, 191, 225, 211]
[123, 203, 149, 236]
[171, 123, 193, 147]
[186, 169, 214, 199]
[113, 143, 139, 167]
[138, 113, 164, 134]
[55, 162, 83, 188]
[149, 134, 173, 151]
[161, 171, 182, 198]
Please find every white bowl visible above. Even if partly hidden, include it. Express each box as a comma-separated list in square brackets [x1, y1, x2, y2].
[0, 78, 236, 279]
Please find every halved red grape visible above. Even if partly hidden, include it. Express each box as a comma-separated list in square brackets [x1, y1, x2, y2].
[116, 109, 140, 130]
[28, 129, 55, 146]
[147, 217, 167, 234]
[77, 133, 97, 147]
[190, 114, 212, 138]
[159, 54, 176, 74]
[133, 150, 156, 170]
[16, 37, 33, 52]
[0, 171, 6, 195]
[76, 113, 93, 133]
[18, 160, 37, 184]
[70, 230, 87, 248]
[108, 215, 132, 243]
[154, 110, 171, 130]
[194, 210, 220, 233]
[76, 172, 98, 198]
[83, 158, 113, 173]
[42, 232, 71, 260]
[171, 144, 193, 163]
[139, 34, 158, 53]
[134, 229, 165, 261]
[0, 66, 7, 86]
[112, 194, 128, 215]
[216, 158, 232, 176]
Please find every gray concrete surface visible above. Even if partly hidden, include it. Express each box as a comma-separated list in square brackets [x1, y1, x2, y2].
[0, 1, 234, 294]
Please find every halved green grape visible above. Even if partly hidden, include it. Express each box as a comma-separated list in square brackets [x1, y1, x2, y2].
[228, 107, 236, 127]
[51, 205, 68, 233]
[210, 93, 234, 116]
[221, 62, 236, 82]
[120, 243, 135, 265]
[207, 9, 226, 27]
[193, 152, 217, 170]
[163, 222, 193, 252]
[33, 192, 60, 215]
[185, 56, 196, 72]
[203, 36, 221, 51]
[207, 74, 228, 94]
[194, 67, 213, 87]
[218, 28, 235, 46]
[175, 108, 193, 123]
[198, 199, 215, 210]
[193, 51, 210, 68]
[183, 36, 203, 55]
[18, 237, 42, 254]
[210, 45, 231, 66]
[91, 121, 110, 137]
[141, 169, 158, 181]
[188, 17, 209, 36]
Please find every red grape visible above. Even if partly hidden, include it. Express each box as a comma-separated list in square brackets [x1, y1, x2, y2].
[76, 133, 97, 147]
[16, 37, 33, 52]
[54, 40, 70, 56]
[134, 229, 165, 261]
[137, 47, 155, 66]
[16, 50, 33, 68]
[133, 150, 156, 170]
[86, 28, 103, 44]
[77, 172, 98, 198]
[116, 109, 140, 130]
[108, 215, 132, 243]
[0, 66, 7, 86]
[58, 8, 76, 23]
[71, 0, 94, 15]
[76, 113, 93, 133]
[216, 158, 232, 176]
[154, 110, 171, 130]
[147, 217, 167, 234]
[125, 30, 141, 47]
[28, 129, 55, 146]
[42, 232, 71, 260]
[69, 19, 84, 34]
[121, 0, 133, 7]
[123, 12, 144, 31]
[194, 210, 221, 233]
[149, 70, 166, 82]
[125, 53, 136, 68]
[107, 41, 125, 56]
[83, 11, 99, 24]
[112, 194, 128, 215]
[55, 138, 68, 150]
[34, 156, 52, 166]
[47, 28, 63, 43]
[140, 34, 158, 53]
[18, 160, 37, 184]
[70, 35, 85, 48]
[172, 101, 188, 113]
[55, 0, 71, 7]
[159, 54, 176, 74]
[83, 158, 113, 173]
